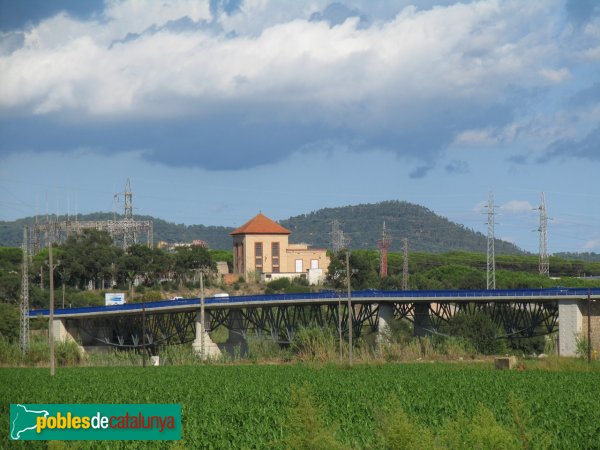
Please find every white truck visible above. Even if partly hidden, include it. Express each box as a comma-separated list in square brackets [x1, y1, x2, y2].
[105, 293, 126, 306]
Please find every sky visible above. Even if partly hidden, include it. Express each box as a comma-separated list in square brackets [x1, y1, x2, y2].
[0, 0, 599, 254]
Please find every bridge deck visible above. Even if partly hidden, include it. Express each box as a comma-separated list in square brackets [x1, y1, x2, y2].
[29, 288, 600, 319]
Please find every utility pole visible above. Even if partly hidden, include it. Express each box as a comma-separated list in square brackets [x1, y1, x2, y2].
[49, 238, 55, 376]
[200, 270, 205, 361]
[402, 238, 409, 291]
[588, 289, 592, 364]
[346, 249, 352, 366]
[338, 291, 342, 364]
[331, 220, 344, 252]
[486, 192, 496, 290]
[20, 227, 30, 355]
[123, 178, 133, 248]
[332, 219, 345, 363]
[142, 297, 146, 368]
[538, 192, 549, 276]
[113, 178, 152, 249]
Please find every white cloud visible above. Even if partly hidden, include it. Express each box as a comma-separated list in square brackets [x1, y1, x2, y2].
[454, 129, 498, 146]
[103, 0, 212, 35]
[582, 239, 600, 251]
[0, 0, 569, 119]
[472, 200, 487, 214]
[1, 0, 599, 172]
[500, 236, 517, 245]
[539, 67, 570, 83]
[501, 200, 535, 213]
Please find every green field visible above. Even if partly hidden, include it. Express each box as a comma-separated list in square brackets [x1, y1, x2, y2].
[2, 363, 599, 449]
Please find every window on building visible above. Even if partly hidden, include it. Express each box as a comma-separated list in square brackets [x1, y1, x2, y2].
[311, 259, 319, 269]
[255, 242, 263, 273]
[272, 242, 280, 273]
[240, 244, 244, 273]
[295, 259, 303, 273]
[234, 244, 239, 273]
[234, 243, 245, 274]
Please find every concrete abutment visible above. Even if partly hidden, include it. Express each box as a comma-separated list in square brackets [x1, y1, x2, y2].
[192, 310, 222, 360]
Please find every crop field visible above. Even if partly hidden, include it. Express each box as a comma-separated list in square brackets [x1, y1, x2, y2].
[2, 363, 599, 449]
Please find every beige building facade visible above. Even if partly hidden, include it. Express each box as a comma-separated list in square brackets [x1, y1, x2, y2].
[231, 213, 329, 282]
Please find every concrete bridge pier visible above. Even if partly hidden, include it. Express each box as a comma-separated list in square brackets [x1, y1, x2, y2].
[52, 318, 75, 343]
[51, 319, 87, 353]
[53, 318, 112, 347]
[376, 303, 394, 350]
[224, 309, 248, 357]
[192, 311, 222, 360]
[413, 303, 432, 336]
[559, 299, 600, 357]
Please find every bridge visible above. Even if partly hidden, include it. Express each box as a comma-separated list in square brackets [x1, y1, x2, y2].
[30, 288, 600, 358]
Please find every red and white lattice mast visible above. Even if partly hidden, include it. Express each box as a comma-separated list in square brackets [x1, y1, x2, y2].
[377, 221, 391, 278]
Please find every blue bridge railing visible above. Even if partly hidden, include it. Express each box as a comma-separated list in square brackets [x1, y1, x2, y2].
[28, 287, 600, 318]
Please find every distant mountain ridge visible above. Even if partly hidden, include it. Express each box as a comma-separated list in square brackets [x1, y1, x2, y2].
[0, 201, 525, 254]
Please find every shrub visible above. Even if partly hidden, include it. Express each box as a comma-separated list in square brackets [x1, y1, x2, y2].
[438, 404, 520, 449]
[448, 312, 508, 355]
[142, 290, 164, 301]
[0, 336, 21, 365]
[55, 340, 83, 366]
[375, 397, 435, 449]
[290, 327, 338, 362]
[73, 290, 104, 307]
[576, 334, 592, 359]
[0, 303, 19, 342]
[282, 385, 343, 450]
[265, 278, 291, 294]
[247, 336, 288, 362]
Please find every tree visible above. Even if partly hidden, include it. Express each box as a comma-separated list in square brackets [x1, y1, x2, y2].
[0, 247, 21, 304]
[412, 265, 486, 290]
[326, 249, 379, 290]
[448, 312, 507, 355]
[349, 250, 379, 289]
[147, 248, 175, 286]
[326, 250, 346, 290]
[174, 246, 213, 284]
[0, 303, 19, 342]
[60, 230, 122, 289]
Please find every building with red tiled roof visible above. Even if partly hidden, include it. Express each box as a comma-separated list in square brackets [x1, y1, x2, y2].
[230, 212, 291, 236]
[230, 212, 329, 283]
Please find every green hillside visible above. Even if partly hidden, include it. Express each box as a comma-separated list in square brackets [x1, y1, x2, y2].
[0, 213, 234, 250]
[0, 200, 535, 254]
[281, 201, 522, 254]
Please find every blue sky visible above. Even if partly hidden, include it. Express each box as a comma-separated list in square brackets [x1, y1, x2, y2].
[0, 0, 599, 254]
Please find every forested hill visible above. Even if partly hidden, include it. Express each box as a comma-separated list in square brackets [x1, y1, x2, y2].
[1, 201, 523, 253]
[280, 201, 523, 254]
[0, 213, 235, 250]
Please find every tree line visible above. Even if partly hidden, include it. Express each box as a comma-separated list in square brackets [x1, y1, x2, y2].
[326, 249, 600, 291]
[0, 229, 232, 311]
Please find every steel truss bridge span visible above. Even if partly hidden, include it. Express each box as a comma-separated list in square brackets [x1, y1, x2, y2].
[29, 288, 600, 349]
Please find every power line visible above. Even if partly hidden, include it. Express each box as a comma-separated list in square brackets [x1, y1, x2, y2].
[331, 220, 344, 252]
[486, 191, 496, 290]
[377, 221, 391, 278]
[402, 237, 409, 291]
[19, 226, 30, 355]
[30, 179, 153, 253]
[538, 192, 549, 276]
